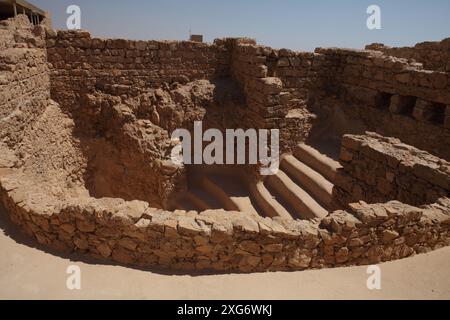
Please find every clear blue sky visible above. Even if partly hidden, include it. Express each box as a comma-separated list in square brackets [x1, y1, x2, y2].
[32, 0, 450, 51]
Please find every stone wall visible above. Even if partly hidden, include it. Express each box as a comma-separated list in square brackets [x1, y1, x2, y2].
[1, 16, 450, 273]
[46, 29, 230, 113]
[226, 38, 315, 151]
[335, 132, 450, 207]
[78, 92, 185, 209]
[311, 48, 450, 160]
[44, 30, 235, 208]
[366, 38, 450, 72]
[44, 32, 317, 193]
[1, 161, 448, 272]
[0, 15, 50, 146]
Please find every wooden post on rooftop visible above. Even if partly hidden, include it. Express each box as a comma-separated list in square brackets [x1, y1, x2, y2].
[13, 2, 18, 17]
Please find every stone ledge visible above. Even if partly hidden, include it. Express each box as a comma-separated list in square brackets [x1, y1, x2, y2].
[338, 132, 450, 206]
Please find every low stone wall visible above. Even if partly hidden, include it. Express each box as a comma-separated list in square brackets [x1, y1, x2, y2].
[335, 132, 450, 207]
[1, 132, 449, 272]
[321, 199, 450, 265]
[1, 171, 448, 272]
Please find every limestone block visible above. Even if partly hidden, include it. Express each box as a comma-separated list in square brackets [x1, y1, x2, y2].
[257, 77, 283, 95]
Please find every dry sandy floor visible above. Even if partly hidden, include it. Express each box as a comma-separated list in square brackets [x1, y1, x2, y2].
[1, 205, 449, 300]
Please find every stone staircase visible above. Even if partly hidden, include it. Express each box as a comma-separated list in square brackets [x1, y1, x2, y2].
[174, 143, 342, 221]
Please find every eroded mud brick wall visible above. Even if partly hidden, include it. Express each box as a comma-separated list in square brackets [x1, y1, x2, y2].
[311, 48, 450, 160]
[366, 38, 450, 73]
[0, 16, 50, 146]
[334, 132, 450, 207]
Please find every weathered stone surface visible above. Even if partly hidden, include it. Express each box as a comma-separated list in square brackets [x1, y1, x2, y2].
[0, 15, 449, 275]
[381, 230, 400, 243]
[335, 133, 450, 207]
[288, 249, 312, 268]
[112, 247, 134, 264]
[97, 243, 112, 258]
[238, 240, 261, 255]
[76, 219, 96, 233]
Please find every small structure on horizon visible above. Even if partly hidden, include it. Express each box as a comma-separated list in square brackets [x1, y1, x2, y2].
[0, 0, 47, 25]
[190, 34, 203, 43]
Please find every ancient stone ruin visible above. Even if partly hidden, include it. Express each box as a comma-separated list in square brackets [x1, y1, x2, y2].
[0, 15, 449, 272]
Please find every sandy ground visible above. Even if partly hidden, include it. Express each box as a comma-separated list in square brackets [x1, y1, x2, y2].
[0, 205, 449, 300]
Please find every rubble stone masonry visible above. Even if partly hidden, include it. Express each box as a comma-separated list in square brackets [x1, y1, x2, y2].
[311, 47, 450, 160]
[0, 15, 50, 146]
[0, 15, 449, 272]
[47, 29, 230, 107]
[366, 39, 450, 72]
[1, 140, 449, 271]
[335, 132, 450, 207]
[226, 38, 314, 149]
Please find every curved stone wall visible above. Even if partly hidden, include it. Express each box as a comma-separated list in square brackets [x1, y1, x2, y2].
[1, 16, 450, 273]
[1, 134, 449, 272]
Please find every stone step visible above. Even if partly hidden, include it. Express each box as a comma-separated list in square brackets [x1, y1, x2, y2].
[207, 175, 260, 217]
[175, 198, 194, 211]
[199, 176, 240, 212]
[265, 169, 328, 220]
[248, 181, 293, 220]
[175, 185, 225, 212]
[185, 190, 212, 212]
[294, 143, 342, 183]
[281, 155, 333, 209]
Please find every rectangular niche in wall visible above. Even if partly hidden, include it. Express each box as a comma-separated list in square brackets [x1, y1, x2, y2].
[376, 92, 393, 110]
[389, 95, 417, 118]
[430, 103, 446, 126]
[413, 99, 446, 126]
